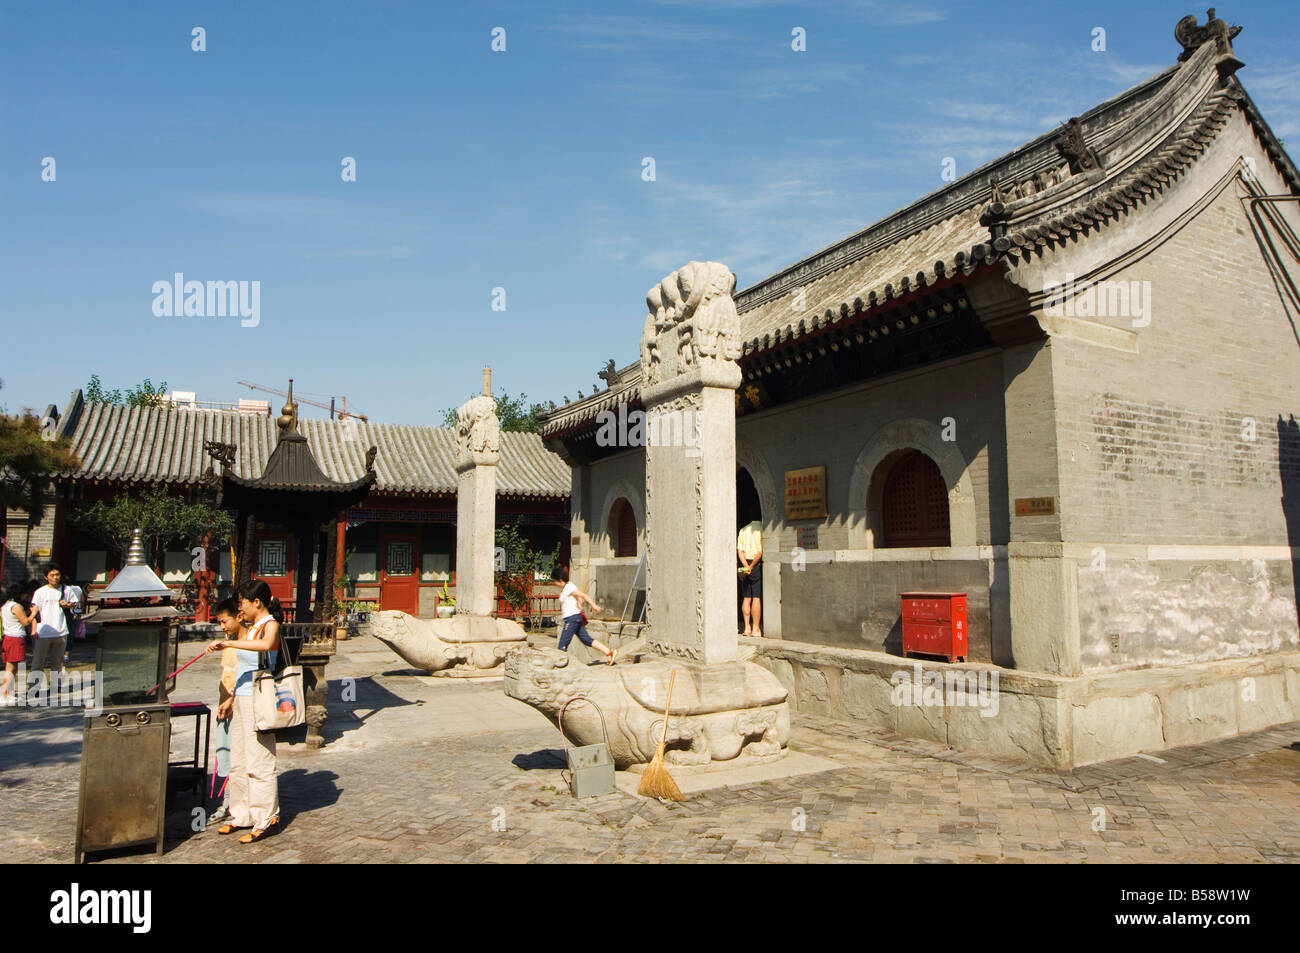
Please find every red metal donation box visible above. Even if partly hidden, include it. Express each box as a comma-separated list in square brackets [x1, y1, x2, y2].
[899, 592, 968, 663]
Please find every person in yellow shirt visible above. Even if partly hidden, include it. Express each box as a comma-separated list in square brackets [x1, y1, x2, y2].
[737, 521, 763, 637]
[207, 598, 245, 825]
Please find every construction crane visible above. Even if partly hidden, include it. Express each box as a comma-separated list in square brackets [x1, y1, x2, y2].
[237, 380, 369, 423]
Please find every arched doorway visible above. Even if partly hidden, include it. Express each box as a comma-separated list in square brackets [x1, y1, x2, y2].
[608, 498, 638, 558]
[881, 450, 951, 547]
[737, 467, 763, 632]
[737, 467, 762, 527]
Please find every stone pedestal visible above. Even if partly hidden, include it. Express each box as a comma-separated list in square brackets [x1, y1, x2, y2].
[372, 610, 526, 676]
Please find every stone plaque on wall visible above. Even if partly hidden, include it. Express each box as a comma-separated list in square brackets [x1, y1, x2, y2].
[1014, 497, 1056, 516]
[785, 466, 827, 521]
[796, 525, 818, 550]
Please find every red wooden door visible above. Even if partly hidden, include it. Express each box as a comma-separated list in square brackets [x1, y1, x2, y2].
[882, 452, 951, 547]
[256, 536, 295, 607]
[380, 536, 419, 615]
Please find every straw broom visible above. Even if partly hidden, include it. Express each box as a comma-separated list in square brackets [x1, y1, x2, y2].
[637, 669, 685, 801]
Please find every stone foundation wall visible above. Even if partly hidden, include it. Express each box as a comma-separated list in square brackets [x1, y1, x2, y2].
[752, 636, 1300, 768]
[1076, 550, 1300, 670]
[583, 559, 642, 617]
[777, 554, 998, 663]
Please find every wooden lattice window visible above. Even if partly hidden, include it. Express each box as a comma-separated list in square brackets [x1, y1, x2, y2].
[881, 451, 950, 547]
[612, 499, 638, 557]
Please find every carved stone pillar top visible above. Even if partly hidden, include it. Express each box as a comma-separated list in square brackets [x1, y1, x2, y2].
[640, 261, 743, 406]
[454, 394, 500, 471]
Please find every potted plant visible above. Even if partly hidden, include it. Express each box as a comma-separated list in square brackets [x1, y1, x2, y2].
[437, 580, 455, 618]
[345, 600, 379, 637]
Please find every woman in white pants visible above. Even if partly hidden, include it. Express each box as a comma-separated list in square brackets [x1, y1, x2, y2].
[205, 579, 281, 844]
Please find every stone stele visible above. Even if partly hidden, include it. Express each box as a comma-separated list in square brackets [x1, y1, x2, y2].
[453, 368, 500, 618]
[371, 368, 527, 675]
[506, 262, 790, 764]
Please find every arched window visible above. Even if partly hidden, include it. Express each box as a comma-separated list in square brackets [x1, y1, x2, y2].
[881, 451, 950, 547]
[610, 498, 638, 557]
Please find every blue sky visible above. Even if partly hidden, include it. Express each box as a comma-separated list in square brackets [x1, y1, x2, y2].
[3, 0, 1297, 424]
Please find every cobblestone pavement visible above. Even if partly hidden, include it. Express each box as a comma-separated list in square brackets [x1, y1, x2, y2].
[2, 635, 1297, 864]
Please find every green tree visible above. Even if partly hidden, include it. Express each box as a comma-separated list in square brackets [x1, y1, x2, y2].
[440, 389, 547, 433]
[0, 411, 80, 514]
[85, 374, 169, 408]
[71, 484, 235, 568]
[494, 522, 560, 621]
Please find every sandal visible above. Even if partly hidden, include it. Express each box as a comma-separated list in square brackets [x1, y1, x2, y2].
[239, 818, 279, 844]
[216, 824, 247, 835]
[605, 649, 616, 665]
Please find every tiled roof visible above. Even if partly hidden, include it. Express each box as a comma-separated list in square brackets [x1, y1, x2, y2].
[736, 206, 989, 354]
[541, 34, 1296, 439]
[56, 395, 570, 499]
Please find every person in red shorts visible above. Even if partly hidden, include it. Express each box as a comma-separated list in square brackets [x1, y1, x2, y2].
[1, 579, 39, 704]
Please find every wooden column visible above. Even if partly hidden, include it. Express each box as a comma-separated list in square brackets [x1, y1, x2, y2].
[237, 513, 257, 590]
[294, 525, 315, 623]
[335, 519, 347, 603]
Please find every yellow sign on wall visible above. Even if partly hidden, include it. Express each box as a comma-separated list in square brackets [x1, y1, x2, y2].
[784, 466, 827, 521]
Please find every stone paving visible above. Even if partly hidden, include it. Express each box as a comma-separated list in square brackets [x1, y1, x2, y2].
[1, 634, 1297, 864]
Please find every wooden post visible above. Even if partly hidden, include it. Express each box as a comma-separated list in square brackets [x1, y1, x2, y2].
[195, 532, 213, 622]
[294, 525, 314, 623]
[237, 513, 256, 590]
[334, 518, 346, 605]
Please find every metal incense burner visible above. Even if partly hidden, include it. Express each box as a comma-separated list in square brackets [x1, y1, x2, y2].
[74, 529, 181, 864]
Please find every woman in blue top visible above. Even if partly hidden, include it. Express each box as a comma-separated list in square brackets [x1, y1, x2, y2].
[204, 579, 282, 843]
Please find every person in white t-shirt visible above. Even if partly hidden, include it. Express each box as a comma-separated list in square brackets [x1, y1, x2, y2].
[551, 566, 615, 663]
[30, 564, 73, 677]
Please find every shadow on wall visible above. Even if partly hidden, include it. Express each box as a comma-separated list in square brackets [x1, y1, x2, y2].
[1278, 415, 1300, 636]
[883, 618, 903, 656]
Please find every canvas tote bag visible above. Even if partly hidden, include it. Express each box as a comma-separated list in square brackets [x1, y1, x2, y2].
[251, 617, 305, 731]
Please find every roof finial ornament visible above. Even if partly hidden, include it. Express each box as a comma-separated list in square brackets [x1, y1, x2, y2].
[482, 366, 491, 397]
[1055, 117, 1104, 176]
[1175, 9, 1243, 63]
[277, 379, 299, 437]
[598, 359, 618, 388]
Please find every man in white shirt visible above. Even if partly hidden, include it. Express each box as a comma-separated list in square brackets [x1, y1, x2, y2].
[30, 563, 73, 676]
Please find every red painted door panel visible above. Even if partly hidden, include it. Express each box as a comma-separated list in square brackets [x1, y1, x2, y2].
[381, 537, 419, 616]
[255, 536, 295, 608]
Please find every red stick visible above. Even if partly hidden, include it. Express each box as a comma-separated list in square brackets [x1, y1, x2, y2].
[147, 649, 211, 695]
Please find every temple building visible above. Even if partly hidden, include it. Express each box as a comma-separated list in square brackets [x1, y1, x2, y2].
[3, 388, 570, 617]
[540, 13, 1300, 767]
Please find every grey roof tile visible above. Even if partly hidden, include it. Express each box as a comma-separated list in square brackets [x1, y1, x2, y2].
[60, 402, 569, 499]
